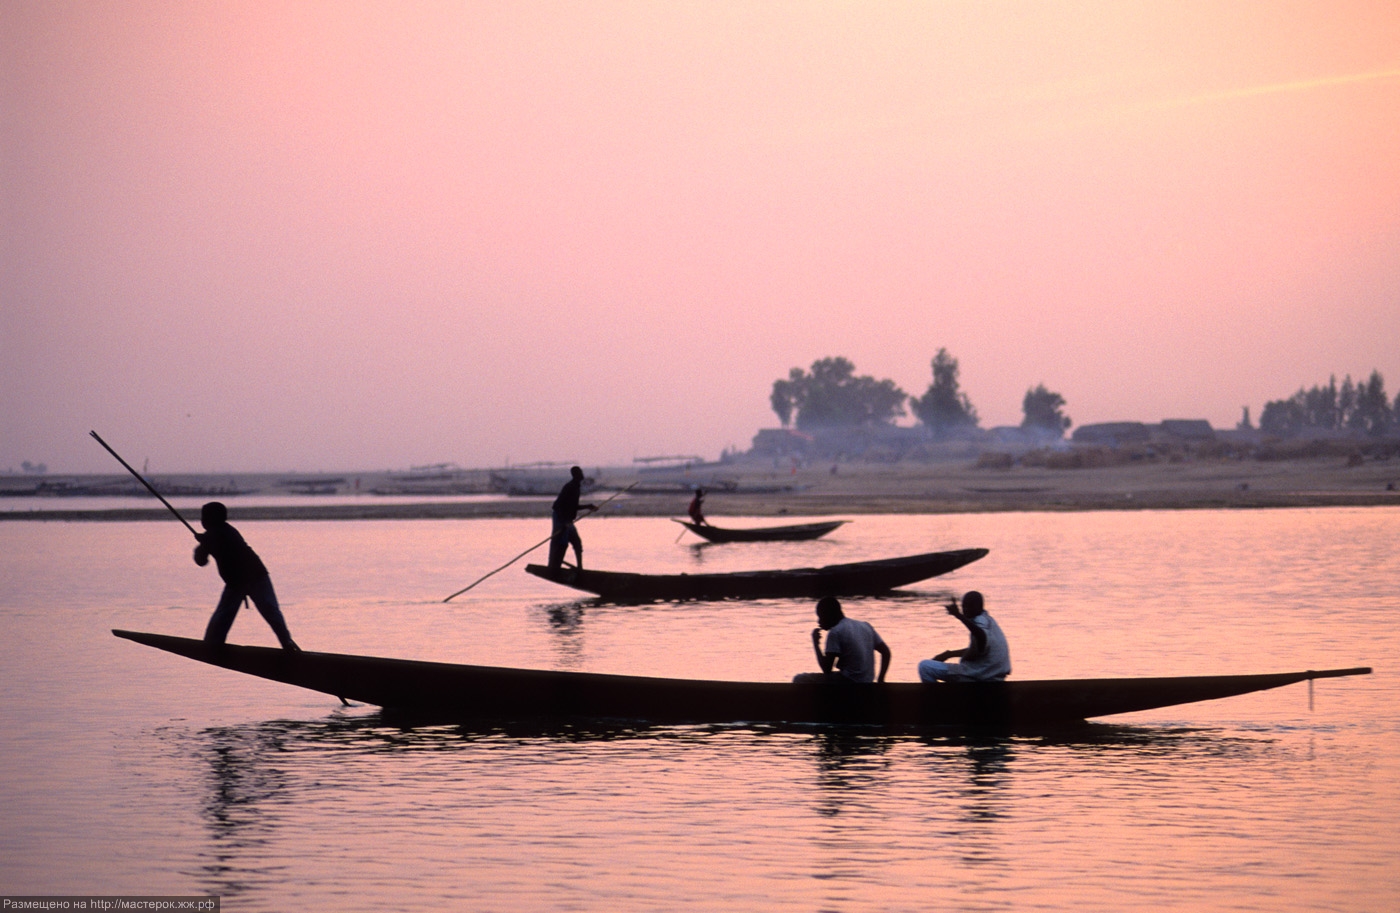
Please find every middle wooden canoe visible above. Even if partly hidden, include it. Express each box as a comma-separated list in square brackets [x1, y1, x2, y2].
[672, 518, 848, 543]
[524, 547, 989, 601]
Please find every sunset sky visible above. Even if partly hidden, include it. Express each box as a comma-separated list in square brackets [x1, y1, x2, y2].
[5, 1, 1399, 473]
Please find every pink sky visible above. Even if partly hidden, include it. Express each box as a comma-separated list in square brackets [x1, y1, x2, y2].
[5, 1, 1399, 472]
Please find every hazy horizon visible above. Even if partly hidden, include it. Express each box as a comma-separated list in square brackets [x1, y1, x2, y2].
[7, 2, 1399, 473]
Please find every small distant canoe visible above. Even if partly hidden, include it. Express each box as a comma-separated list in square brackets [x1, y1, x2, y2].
[112, 630, 1372, 728]
[525, 548, 988, 602]
[672, 518, 848, 543]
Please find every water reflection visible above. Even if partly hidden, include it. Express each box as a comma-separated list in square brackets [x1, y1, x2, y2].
[917, 736, 1017, 869]
[191, 712, 1278, 763]
[182, 713, 1283, 906]
[539, 601, 588, 669]
[194, 725, 297, 900]
[681, 538, 849, 566]
[951, 738, 1014, 823]
[809, 728, 897, 819]
[685, 541, 716, 564]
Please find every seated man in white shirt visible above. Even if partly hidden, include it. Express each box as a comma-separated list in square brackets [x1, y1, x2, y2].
[793, 596, 891, 684]
[917, 590, 1011, 682]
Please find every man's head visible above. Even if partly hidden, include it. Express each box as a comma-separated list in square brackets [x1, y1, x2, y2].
[961, 591, 984, 617]
[200, 501, 228, 529]
[570, 466, 584, 481]
[815, 595, 844, 629]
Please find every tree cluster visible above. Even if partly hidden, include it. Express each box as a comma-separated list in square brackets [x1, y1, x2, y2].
[1020, 384, 1072, 436]
[909, 349, 979, 437]
[1259, 371, 1396, 438]
[770, 353, 1070, 439]
[769, 357, 907, 429]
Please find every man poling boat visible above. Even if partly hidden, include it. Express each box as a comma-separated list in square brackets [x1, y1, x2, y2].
[442, 479, 637, 602]
[91, 431, 301, 652]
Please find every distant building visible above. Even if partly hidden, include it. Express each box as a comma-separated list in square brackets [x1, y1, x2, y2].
[1072, 422, 1150, 447]
[750, 424, 934, 460]
[1156, 420, 1215, 441]
[1071, 420, 1216, 447]
[986, 425, 1069, 449]
[750, 428, 816, 457]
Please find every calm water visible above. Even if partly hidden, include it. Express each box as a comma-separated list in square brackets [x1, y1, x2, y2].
[2, 509, 1396, 912]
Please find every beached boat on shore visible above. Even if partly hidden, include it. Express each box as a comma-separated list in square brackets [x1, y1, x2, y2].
[113, 630, 1371, 728]
[672, 518, 848, 543]
[524, 548, 988, 601]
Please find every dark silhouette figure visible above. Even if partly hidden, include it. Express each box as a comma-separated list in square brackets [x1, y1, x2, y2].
[793, 596, 890, 684]
[687, 488, 707, 525]
[918, 591, 1010, 682]
[195, 501, 299, 651]
[547, 467, 596, 572]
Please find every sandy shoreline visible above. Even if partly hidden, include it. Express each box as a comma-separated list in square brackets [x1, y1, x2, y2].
[4, 456, 1397, 521]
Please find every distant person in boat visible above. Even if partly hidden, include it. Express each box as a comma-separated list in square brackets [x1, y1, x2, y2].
[793, 596, 891, 684]
[687, 487, 707, 525]
[194, 501, 300, 651]
[548, 466, 597, 573]
[917, 590, 1009, 682]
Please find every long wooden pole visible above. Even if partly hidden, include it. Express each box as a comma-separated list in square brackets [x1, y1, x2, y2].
[89, 430, 200, 538]
[441, 534, 553, 602]
[443, 481, 638, 602]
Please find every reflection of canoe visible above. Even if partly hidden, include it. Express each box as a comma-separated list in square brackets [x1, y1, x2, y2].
[672, 518, 847, 543]
[524, 548, 988, 602]
[113, 630, 1371, 728]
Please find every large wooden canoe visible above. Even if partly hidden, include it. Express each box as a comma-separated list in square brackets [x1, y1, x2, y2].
[524, 548, 988, 601]
[672, 518, 848, 543]
[113, 630, 1370, 728]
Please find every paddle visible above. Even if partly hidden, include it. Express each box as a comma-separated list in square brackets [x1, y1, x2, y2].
[442, 480, 638, 601]
[673, 517, 709, 543]
[89, 431, 199, 538]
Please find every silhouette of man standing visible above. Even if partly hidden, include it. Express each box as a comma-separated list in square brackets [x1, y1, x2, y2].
[687, 487, 707, 525]
[548, 466, 595, 572]
[195, 501, 299, 651]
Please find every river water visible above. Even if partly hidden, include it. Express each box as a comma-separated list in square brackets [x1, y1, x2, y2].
[2, 508, 1396, 912]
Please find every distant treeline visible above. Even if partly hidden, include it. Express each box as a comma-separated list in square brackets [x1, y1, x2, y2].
[769, 356, 1399, 442]
[1258, 370, 1397, 438]
[770, 352, 1069, 440]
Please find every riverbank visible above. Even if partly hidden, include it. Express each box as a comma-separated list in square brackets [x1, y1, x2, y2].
[4, 455, 1397, 521]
